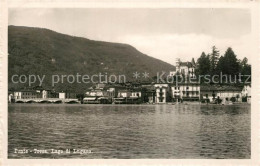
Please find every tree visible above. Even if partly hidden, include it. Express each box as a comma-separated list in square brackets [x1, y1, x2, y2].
[216, 47, 240, 76]
[196, 52, 211, 76]
[241, 57, 248, 66]
[216, 56, 225, 74]
[239, 57, 251, 82]
[210, 46, 220, 75]
[240, 57, 251, 75]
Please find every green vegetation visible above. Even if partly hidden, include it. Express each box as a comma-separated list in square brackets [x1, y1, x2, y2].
[195, 46, 251, 84]
[8, 26, 175, 92]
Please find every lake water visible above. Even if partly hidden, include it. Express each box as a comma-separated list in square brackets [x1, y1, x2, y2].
[8, 104, 250, 159]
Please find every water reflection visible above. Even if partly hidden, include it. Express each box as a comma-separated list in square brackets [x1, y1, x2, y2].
[8, 104, 250, 159]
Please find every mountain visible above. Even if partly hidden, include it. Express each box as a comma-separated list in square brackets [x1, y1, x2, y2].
[8, 26, 175, 92]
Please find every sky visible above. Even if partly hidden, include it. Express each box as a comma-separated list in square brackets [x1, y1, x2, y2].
[8, 8, 252, 65]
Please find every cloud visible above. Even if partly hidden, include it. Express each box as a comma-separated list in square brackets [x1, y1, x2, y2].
[110, 33, 252, 65]
[8, 8, 252, 65]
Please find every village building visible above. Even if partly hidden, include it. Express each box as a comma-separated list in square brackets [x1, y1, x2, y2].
[13, 90, 41, 99]
[141, 85, 156, 103]
[63, 92, 77, 99]
[84, 84, 106, 104]
[130, 90, 142, 98]
[154, 83, 169, 103]
[41, 90, 59, 99]
[86, 88, 105, 97]
[84, 83, 125, 104]
[169, 58, 196, 78]
[42, 89, 71, 99]
[10, 82, 251, 104]
[8, 91, 15, 103]
[106, 87, 116, 98]
[200, 85, 243, 102]
[59, 92, 66, 99]
[42, 90, 48, 99]
[13, 91, 22, 100]
[117, 89, 132, 98]
[113, 88, 142, 104]
[11, 87, 77, 104]
[241, 84, 251, 103]
[171, 82, 200, 101]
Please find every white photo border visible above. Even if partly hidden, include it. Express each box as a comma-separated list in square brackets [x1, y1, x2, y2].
[1, 0, 260, 165]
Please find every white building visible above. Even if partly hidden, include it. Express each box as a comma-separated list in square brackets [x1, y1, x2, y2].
[107, 87, 116, 98]
[13, 90, 40, 99]
[171, 83, 200, 101]
[169, 58, 196, 78]
[130, 89, 142, 98]
[14, 91, 22, 99]
[8, 94, 13, 103]
[59, 92, 66, 99]
[200, 85, 243, 102]
[85, 85, 106, 97]
[241, 85, 251, 97]
[241, 84, 251, 103]
[42, 90, 48, 99]
[117, 90, 131, 98]
[154, 84, 169, 103]
[216, 91, 241, 99]
[86, 90, 104, 97]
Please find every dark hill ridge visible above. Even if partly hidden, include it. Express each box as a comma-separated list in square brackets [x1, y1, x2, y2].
[8, 25, 175, 92]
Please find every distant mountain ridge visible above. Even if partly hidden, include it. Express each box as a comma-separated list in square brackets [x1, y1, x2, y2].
[8, 26, 175, 92]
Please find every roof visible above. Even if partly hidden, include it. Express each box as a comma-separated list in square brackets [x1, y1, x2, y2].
[132, 87, 142, 91]
[96, 83, 106, 89]
[169, 82, 200, 86]
[200, 85, 243, 92]
[20, 89, 38, 92]
[118, 89, 131, 92]
[141, 85, 155, 91]
[87, 89, 103, 92]
[179, 62, 194, 68]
